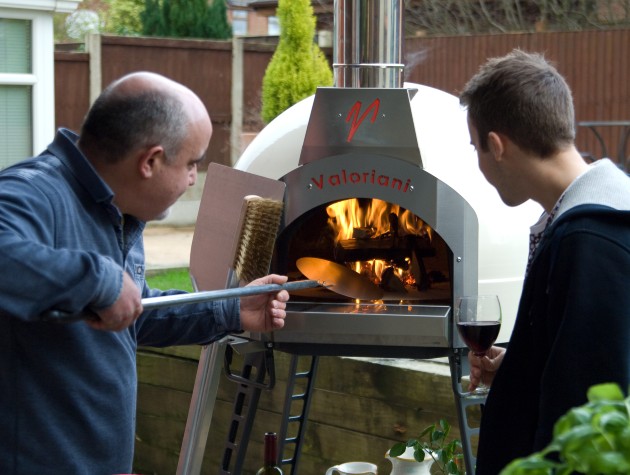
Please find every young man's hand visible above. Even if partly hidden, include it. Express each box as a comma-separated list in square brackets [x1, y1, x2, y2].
[468, 345, 506, 391]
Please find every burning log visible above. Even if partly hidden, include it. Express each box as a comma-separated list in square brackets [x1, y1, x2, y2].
[333, 234, 434, 264]
[381, 267, 407, 293]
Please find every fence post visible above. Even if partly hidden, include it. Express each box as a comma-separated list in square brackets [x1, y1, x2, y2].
[230, 36, 244, 166]
[86, 32, 101, 106]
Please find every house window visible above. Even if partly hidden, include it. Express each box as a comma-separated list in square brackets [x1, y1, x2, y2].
[268, 15, 280, 35]
[0, 18, 33, 170]
[232, 10, 248, 36]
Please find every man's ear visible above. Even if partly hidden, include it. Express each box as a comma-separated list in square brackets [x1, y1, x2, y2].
[487, 131, 505, 161]
[138, 145, 165, 178]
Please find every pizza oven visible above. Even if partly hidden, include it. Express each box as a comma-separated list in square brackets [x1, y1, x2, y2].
[245, 84, 480, 358]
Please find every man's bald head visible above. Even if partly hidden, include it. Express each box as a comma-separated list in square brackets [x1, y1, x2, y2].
[78, 72, 210, 165]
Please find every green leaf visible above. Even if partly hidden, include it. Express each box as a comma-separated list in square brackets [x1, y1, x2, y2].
[618, 426, 630, 451]
[419, 424, 435, 438]
[587, 383, 625, 402]
[446, 460, 460, 474]
[389, 442, 406, 458]
[439, 418, 451, 432]
[553, 407, 592, 437]
[500, 453, 557, 475]
[431, 429, 445, 442]
[574, 450, 630, 474]
[596, 411, 628, 434]
[556, 425, 600, 459]
[413, 447, 426, 463]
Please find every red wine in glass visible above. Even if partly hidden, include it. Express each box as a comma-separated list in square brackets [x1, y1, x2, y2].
[456, 321, 501, 356]
[455, 295, 502, 396]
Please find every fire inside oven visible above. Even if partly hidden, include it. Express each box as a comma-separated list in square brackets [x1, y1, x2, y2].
[275, 197, 452, 305]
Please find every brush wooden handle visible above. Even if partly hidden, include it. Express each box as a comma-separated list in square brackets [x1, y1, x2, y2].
[39, 280, 322, 323]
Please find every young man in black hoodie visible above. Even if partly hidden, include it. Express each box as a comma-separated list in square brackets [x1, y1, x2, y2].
[460, 49, 630, 474]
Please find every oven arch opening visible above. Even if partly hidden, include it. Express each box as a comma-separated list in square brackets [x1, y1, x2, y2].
[272, 197, 453, 305]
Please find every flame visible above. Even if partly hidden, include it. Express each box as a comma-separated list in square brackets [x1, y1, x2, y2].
[326, 198, 430, 242]
[325, 198, 432, 289]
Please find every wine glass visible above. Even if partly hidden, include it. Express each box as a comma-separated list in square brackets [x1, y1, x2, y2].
[455, 294, 502, 396]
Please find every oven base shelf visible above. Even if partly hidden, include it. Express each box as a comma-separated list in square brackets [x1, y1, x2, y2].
[247, 302, 454, 351]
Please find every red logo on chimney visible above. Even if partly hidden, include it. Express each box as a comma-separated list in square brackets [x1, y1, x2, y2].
[345, 99, 380, 142]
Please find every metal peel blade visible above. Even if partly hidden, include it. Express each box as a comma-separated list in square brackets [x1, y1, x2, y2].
[296, 257, 384, 301]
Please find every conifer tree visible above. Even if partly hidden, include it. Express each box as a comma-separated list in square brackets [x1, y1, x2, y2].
[141, 0, 165, 36]
[261, 0, 333, 124]
[164, 0, 189, 37]
[161, 0, 171, 35]
[141, 0, 232, 39]
[207, 0, 231, 40]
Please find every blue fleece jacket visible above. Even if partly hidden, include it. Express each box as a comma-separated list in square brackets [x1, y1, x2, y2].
[0, 129, 240, 474]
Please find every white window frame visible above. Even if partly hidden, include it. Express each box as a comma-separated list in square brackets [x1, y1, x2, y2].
[268, 15, 280, 36]
[231, 9, 248, 36]
[0, 1, 82, 156]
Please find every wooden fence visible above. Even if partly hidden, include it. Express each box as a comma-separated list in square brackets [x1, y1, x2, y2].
[55, 35, 277, 170]
[405, 29, 630, 168]
[55, 29, 630, 171]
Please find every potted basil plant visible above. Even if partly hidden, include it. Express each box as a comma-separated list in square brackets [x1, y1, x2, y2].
[389, 418, 465, 475]
[501, 383, 630, 475]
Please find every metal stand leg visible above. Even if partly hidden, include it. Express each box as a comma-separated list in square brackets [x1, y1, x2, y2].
[219, 350, 270, 474]
[177, 336, 230, 475]
[277, 355, 319, 474]
[176, 335, 274, 475]
[449, 349, 483, 475]
[217, 339, 275, 474]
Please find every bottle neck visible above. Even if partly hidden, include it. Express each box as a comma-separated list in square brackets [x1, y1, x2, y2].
[264, 432, 278, 466]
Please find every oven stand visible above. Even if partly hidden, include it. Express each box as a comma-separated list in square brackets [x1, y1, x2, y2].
[218, 345, 273, 475]
[278, 355, 320, 474]
[207, 350, 319, 475]
[207, 346, 482, 475]
[176, 337, 229, 475]
[449, 348, 482, 475]
[176, 336, 275, 475]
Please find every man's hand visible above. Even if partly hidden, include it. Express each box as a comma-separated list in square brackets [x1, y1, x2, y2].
[87, 272, 142, 332]
[239, 274, 289, 332]
[468, 345, 505, 391]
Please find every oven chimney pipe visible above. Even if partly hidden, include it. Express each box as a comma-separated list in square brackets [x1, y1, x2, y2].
[333, 0, 404, 88]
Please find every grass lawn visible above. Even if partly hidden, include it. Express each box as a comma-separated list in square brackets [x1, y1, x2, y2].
[146, 267, 194, 292]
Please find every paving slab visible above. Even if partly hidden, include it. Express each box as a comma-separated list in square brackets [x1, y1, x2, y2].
[143, 226, 194, 271]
